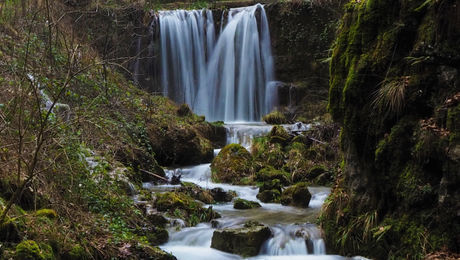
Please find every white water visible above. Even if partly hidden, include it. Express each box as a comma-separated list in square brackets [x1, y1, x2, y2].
[138, 123, 368, 260]
[158, 4, 276, 122]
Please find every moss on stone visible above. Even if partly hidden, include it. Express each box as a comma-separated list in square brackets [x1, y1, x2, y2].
[255, 166, 290, 186]
[154, 192, 219, 226]
[233, 198, 261, 210]
[262, 110, 289, 124]
[211, 144, 253, 184]
[35, 209, 58, 220]
[15, 240, 44, 260]
[280, 182, 312, 208]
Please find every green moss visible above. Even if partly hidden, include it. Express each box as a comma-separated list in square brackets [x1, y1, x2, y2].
[446, 104, 460, 132]
[255, 167, 290, 186]
[269, 125, 291, 145]
[63, 245, 90, 260]
[256, 190, 281, 203]
[233, 199, 261, 210]
[145, 227, 169, 245]
[252, 137, 285, 170]
[35, 209, 58, 220]
[0, 217, 20, 242]
[15, 240, 44, 260]
[280, 182, 312, 208]
[211, 144, 253, 184]
[154, 192, 219, 226]
[179, 182, 215, 204]
[262, 110, 289, 124]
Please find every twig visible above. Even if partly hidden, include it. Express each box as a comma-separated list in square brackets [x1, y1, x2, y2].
[139, 169, 169, 182]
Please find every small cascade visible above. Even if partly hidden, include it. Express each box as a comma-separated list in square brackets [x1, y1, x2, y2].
[157, 4, 276, 122]
[260, 224, 325, 256]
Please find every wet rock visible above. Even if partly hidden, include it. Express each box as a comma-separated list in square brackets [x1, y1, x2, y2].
[233, 198, 261, 209]
[280, 182, 311, 208]
[154, 192, 219, 226]
[211, 144, 253, 184]
[210, 188, 235, 202]
[211, 222, 272, 257]
[256, 189, 281, 203]
[148, 125, 214, 166]
[179, 182, 215, 204]
[255, 167, 290, 186]
[147, 213, 168, 228]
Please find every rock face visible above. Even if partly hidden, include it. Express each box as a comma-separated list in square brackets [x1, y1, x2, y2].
[211, 222, 272, 257]
[280, 182, 312, 208]
[322, 0, 460, 258]
[211, 144, 253, 184]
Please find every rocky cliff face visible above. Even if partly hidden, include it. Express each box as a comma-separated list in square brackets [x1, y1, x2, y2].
[322, 0, 460, 258]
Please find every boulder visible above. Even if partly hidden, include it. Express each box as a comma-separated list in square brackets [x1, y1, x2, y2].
[280, 182, 312, 208]
[154, 192, 219, 226]
[268, 125, 291, 145]
[211, 222, 272, 257]
[256, 178, 283, 203]
[179, 182, 215, 204]
[256, 189, 281, 203]
[262, 110, 289, 124]
[255, 167, 290, 186]
[211, 144, 252, 184]
[210, 188, 235, 202]
[233, 198, 261, 209]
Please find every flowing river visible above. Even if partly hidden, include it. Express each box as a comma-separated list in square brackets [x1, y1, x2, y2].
[142, 123, 365, 260]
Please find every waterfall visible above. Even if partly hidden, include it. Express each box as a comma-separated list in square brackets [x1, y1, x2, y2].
[158, 4, 276, 122]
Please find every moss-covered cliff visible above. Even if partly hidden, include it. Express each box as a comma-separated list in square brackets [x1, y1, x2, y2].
[322, 0, 460, 258]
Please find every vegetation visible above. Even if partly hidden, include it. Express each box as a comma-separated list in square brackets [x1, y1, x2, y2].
[0, 0, 222, 258]
[322, 0, 460, 258]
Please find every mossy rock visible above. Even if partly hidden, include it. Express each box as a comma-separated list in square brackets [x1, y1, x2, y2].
[251, 137, 285, 169]
[62, 245, 90, 260]
[307, 165, 327, 180]
[262, 110, 289, 124]
[233, 198, 261, 210]
[281, 182, 311, 208]
[35, 209, 58, 219]
[259, 179, 283, 193]
[176, 103, 192, 117]
[211, 144, 253, 184]
[256, 189, 281, 203]
[291, 134, 308, 145]
[269, 125, 291, 145]
[145, 227, 169, 245]
[147, 124, 214, 166]
[147, 213, 168, 228]
[209, 188, 235, 202]
[154, 192, 219, 226]
[130, 244, 176, 260]
[255, 167, 290, 186]
[179, 182, 215, 204]
[15, 240, 46, 260]
[211, 222, 272, 257]
[0, 218, 20, 242]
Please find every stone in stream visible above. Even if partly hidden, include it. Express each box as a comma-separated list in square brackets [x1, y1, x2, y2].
[280, 182, 312, 208]
[211, 144, 252, 184]
[210, 187, 236, 202]
[233, 198, 261, 209]
[211, 221, 272, 257]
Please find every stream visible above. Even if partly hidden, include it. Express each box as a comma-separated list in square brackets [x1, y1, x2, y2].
[143, 123, 365, 260]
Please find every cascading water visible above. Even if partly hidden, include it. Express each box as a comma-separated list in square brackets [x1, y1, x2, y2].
[158, 4, 276, 122]
[138, 122, 369, 260]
